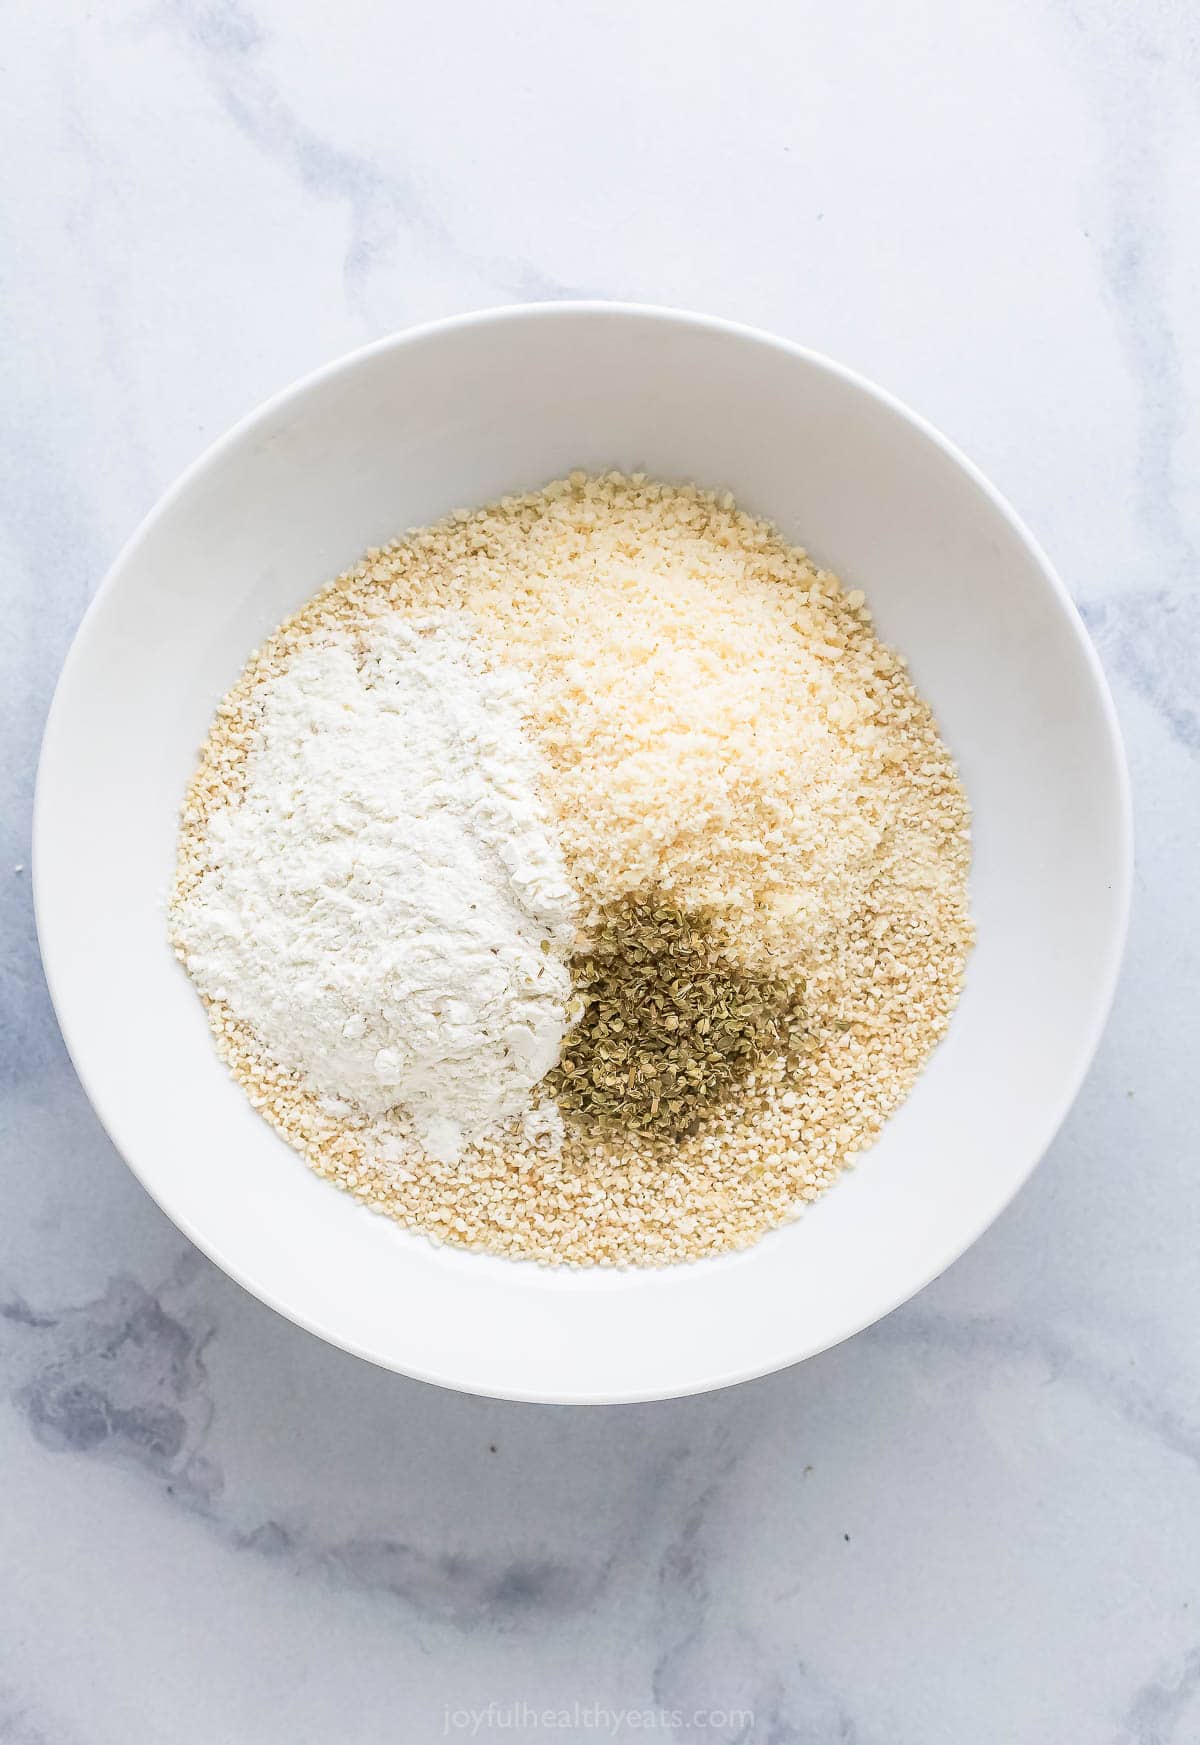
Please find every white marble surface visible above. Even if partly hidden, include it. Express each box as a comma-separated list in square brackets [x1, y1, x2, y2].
[2, 1, 1198, 1739]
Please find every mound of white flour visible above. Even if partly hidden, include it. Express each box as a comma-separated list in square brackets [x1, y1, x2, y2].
[173, 612, 576, 1162]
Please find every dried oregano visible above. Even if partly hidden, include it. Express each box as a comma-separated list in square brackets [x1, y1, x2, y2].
[550, 893, 801, 1142]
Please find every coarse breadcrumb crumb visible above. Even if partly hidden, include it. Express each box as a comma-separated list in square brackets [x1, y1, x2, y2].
[170, 473, 973, 1267]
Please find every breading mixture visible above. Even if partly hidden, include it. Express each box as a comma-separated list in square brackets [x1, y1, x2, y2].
[170, 472, 973, 1265]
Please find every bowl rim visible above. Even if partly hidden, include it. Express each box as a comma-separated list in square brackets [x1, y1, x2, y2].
[33, 300, 1134, 1402]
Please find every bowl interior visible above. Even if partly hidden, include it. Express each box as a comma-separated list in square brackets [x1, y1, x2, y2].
[35, 307, 1129, 1401]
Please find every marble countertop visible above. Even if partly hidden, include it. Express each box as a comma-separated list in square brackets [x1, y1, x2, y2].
[3, 1, 1197, 1739]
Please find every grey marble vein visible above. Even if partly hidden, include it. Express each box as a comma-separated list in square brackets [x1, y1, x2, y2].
[648, 1430, 874, 1744]
[167, 0, 452, 311]
[1063, 0, 1200, 751]
[869, 1306, 1200, 1473]
[162, 0, 606, 319]
[0, 1689, 67, 1745]
[11, 1276, 217, 1496]
[1080, 589, 1200, 751]
[0, 1266, 639, 1635]
[1118, 1647, 1200, 1745]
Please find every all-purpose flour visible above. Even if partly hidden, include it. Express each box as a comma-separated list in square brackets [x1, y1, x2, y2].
[173, 612, 576, 1162]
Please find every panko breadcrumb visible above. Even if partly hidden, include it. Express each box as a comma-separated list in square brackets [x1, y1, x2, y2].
[171, 472, 973, 1266]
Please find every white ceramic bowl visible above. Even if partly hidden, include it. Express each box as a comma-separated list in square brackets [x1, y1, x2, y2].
[35, 305, 1131, 1403]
